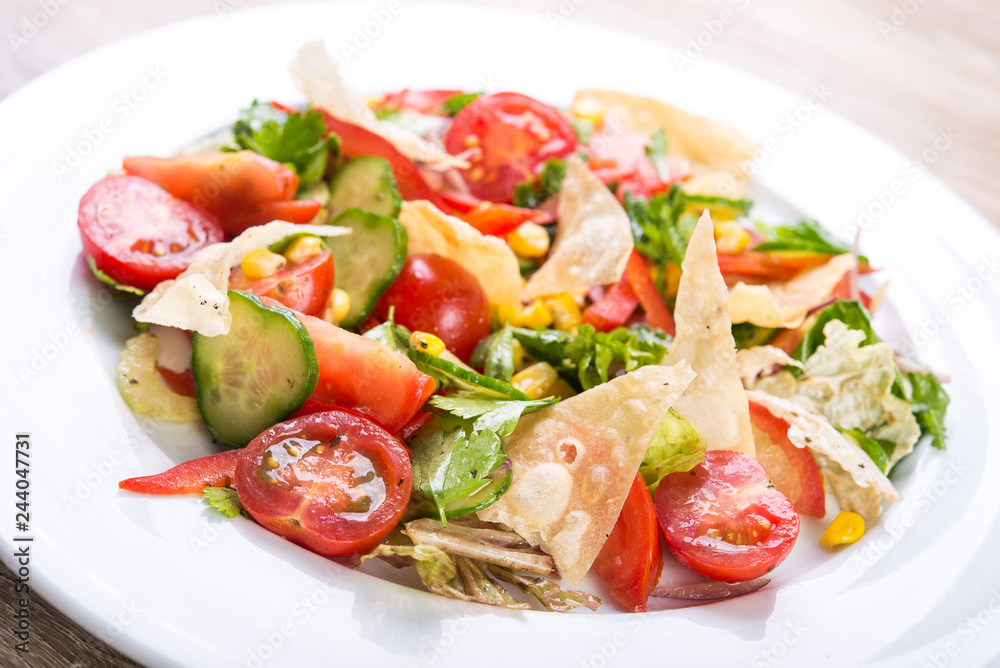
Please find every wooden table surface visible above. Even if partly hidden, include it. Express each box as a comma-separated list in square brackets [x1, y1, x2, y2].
[1, 1, 997, 666]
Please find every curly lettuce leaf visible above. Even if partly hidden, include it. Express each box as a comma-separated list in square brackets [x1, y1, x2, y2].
[639, 408, 706, 492]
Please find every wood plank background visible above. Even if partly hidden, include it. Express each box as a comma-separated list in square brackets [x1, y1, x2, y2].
[1, 0, 997, 666]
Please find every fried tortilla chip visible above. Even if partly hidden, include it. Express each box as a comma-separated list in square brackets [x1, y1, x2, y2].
[746, 389, 900, 511]
[736, 345, 803, 387]
[572, 89, 758, 180]
[522, 155, 633, 300]
[290, 41, 466, 169]
[398, 200, 522, 306]
[133, 222, 349, 336]
[728, 253, 857, 329]
[478, 363, 696, 584]
[663, 211, 755, 456]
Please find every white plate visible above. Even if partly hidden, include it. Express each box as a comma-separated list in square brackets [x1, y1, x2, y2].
[2, 2, 999, 666]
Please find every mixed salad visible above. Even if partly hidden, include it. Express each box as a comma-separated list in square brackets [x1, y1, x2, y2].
[85, 41, 951, 613]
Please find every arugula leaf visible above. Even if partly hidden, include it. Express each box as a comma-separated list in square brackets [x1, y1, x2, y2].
[440, 92, 481, 116]
[470, 325, 515, 383]
[906, 370, 950, 450]
[753, 219, 852, 256]
[510, 327, 571, 367]
[645, 127, 671, 182]
[512, 159, 567, 209]
[639, 409, 706, 492]
[624, 185, 689, 294]
[202, 487, 245, 519]
[229, 100, 337, 187]
[837, 427, 894, 473]
[684, 193, 753, 221]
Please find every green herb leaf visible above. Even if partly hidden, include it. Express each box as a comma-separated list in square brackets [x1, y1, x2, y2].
[836, 427, 894, 472]
[753, 219, 852, 256]
[470, 325, 515, 383]
[684, 193, 753, 220]
[512, 159, 567, 209]
[906, 370, 950, 450]
[440, 92, 481, 116]
[563, 324, 670, 391]
[624, 185, 688, 293]
[202, 487, 245, 519]
[430, 392, 555, 438]
[639, 409, 706, 492]
[645, 127, 671, 182]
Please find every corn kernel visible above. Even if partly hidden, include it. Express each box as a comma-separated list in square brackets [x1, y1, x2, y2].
[511, 338, 525, 369]
[329, 289, 351, 325]
[506, 222, 551, 259]
[819, 512, 865, 548]
[241, 248, 287, 279]
[511, 362, 559, 399]
[572, 96, 605, 126]
[664, 263, 683, 301]
[545, 378, 577, 400]
[409, 331, 446, 357]
[494, 303, 520, 327]
[517, 300, 553, 329]
[543, 294, 581, 332]
[714, 221, 751, 255]
[282, 235, 325, 265]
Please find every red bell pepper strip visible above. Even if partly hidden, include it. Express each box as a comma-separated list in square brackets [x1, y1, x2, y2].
[156, 366, 196, 398]
[717, 251, 829, 282]
[457, 202, 554, 237]
[624, 251, 675, 336]
[119, 449, 241, 495]
[581, 274, 638, 333]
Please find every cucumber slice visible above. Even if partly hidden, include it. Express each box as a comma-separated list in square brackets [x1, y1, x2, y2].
[328, 156, 402, 219]
[327, 208, 407, 329]
[442, 468, 512, 519]
[409, 349, 531, 401]
[192, 291, 318, 447]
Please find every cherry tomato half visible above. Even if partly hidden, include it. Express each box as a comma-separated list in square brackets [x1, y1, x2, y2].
[235, 410, 411, 558]
[78, 175, 224, 292]
[748, 401, 826, 518]
[444, 92, 577, 203]
[374, 254, 491, 362]
[230, 248, 334, 317]
[655, 450, 799, 583]
[592, 474, 662, 612]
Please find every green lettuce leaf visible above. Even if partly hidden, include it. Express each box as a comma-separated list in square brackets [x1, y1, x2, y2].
[905, 370, 950, 450]
[440, 92, 481, 116]
[639, 409, 706, 492]
[513, 159, 567, 209]
[645, 127, 670, 183]
[836, 427, 894, 473]
[753, 219, 853, 256]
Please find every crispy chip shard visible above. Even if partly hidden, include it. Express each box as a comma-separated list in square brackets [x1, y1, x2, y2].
[133, 222, 349, 336]
[290, 40, 466, 169]
[663, 211, 755, 456]
[728, 253, 856, 329]
[746, 389, 900, 507]
[398, 200, 522, 306]
[522, 155, 633, 300]
[736, 345, 803, 387]
[478, 363, 695, 584]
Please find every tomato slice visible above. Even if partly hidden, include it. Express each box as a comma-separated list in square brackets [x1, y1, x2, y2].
[580, 273, 638, 333]
[374, 89, 463, 116]
[318, 111, 450, 210]
[230, 248, 334, 317]
[78, 175, 224, 292]
[374, 254, 491, 362]
[456, 201, 554, 237]
[295, 311, 436, 433]
[748, 401, 826, 518]
[717, 251, 829, 282]
[443, 92, 577, 203]
[624, 250, 675, 335]
[585, 125, 689, 196]
[224, 199, 322, 235]
[122, 151, 299, 236]
[592, 474, 662, 612]
[118, 449, 241, 495]
[655, 450, 799, 583]
[234, 410, 412, 557]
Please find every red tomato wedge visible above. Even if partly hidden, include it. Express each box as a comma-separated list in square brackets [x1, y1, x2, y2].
[592, 474, 663, 612]
[295, 310, 436, 433]
[122, 151, 299, 236]
[748, 401, 826, 518]
[580, 274, 638, 333]
[374, 89, 463, 115]
[624, 250, 675, 335]
[443, 92, 577, 203]
[224, 199, 322, 235]
[655, 450, 799, 583]
[374, 255, 491, 362]
[118, 449, 241, 495]
[318, 111, 450, 209]
[456, 201, 554, 237]
[78, 176, 224, 292]
[234, 410, 412, 557]
[717, 251, 829, 282]
[230, 248, 334, 317]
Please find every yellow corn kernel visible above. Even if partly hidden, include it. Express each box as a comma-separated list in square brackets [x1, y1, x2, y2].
[282, 235, 325, 265]
[511, 362, 558, 400]
[241, 248, 287, 279]
[511, 338, 525, 369]
[714, 220, 751, 255]
[572, 96, 605, 127]
[409, 331, 446, 357]
[494, 303, 520, 327]
[819, 512, 865, 548]
[506, 222, 550, 259]
[517, 300, 553, 329]
[545, 378, 577, 401]
[663, 263, 683, 301]
[543, 294, 581, 332]
[329, 289, 351, 325]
